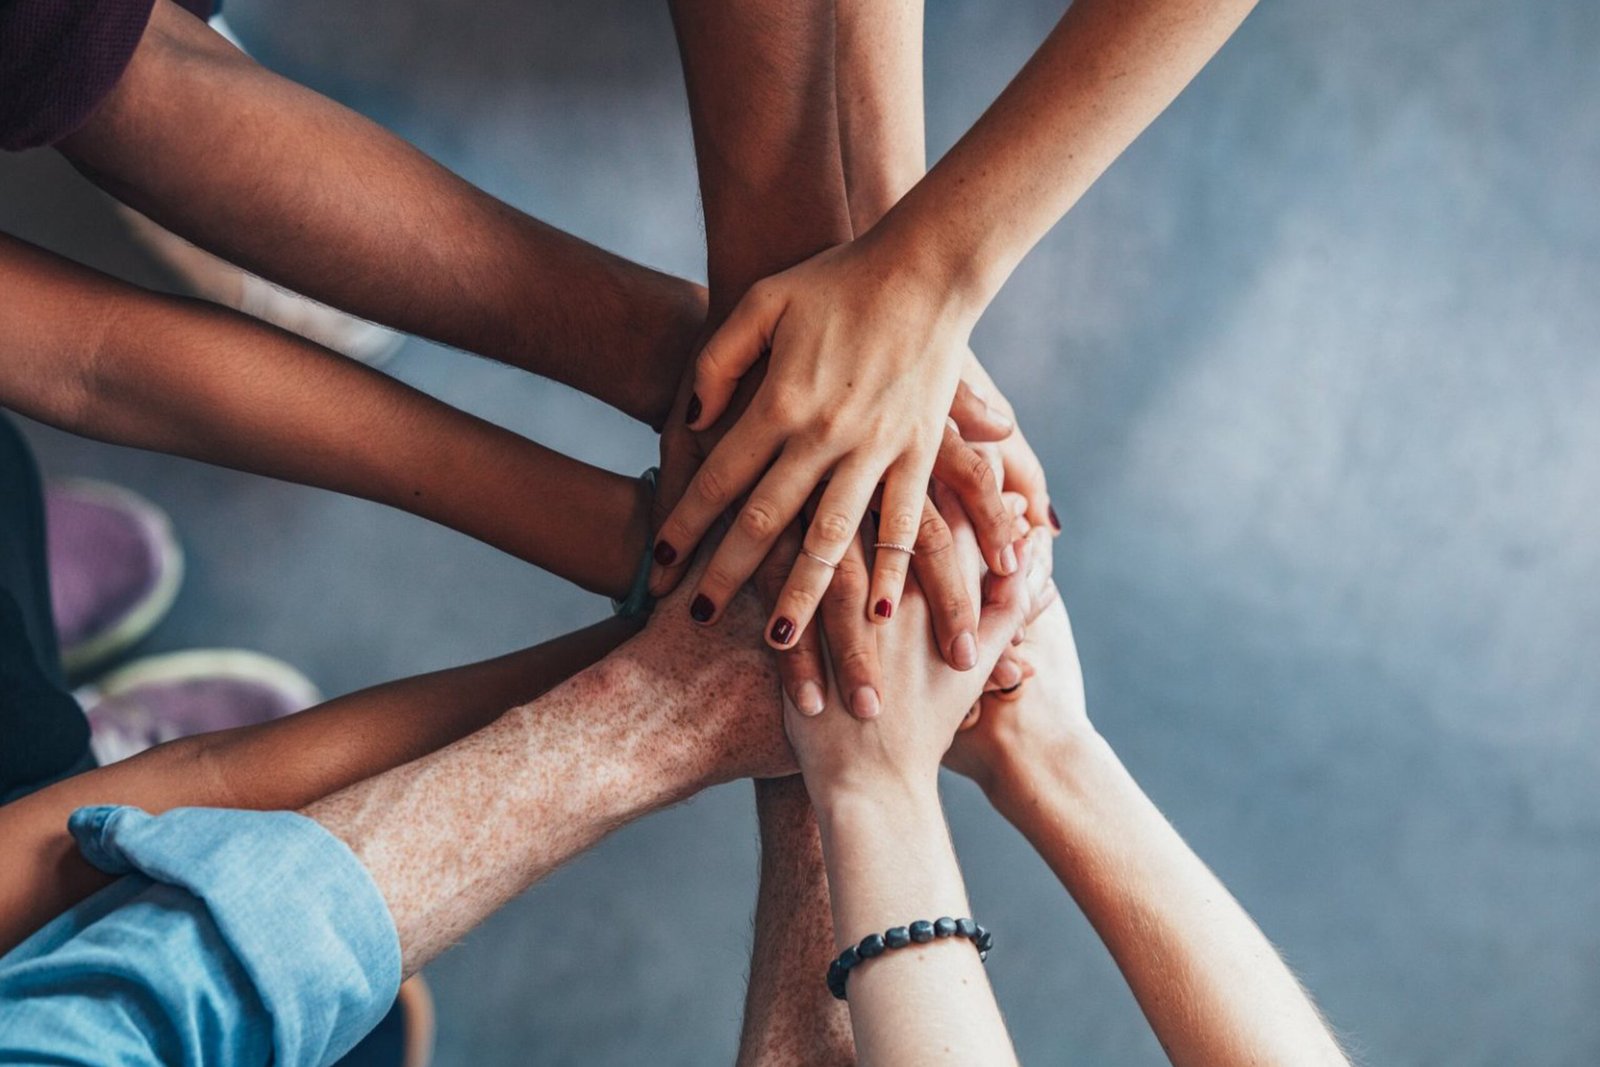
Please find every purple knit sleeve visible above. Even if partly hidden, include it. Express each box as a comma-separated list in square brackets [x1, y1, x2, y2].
[0, 0, 221, 153]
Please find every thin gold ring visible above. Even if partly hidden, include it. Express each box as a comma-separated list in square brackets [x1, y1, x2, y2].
[873, 541, 916, 556]
[800, 548, 839, 570]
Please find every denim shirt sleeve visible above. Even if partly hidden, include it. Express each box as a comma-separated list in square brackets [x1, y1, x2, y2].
[0, 805, 401, 1067]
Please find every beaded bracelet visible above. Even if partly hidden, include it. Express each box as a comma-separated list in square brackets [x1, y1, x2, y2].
[826, 917, 992, 1000]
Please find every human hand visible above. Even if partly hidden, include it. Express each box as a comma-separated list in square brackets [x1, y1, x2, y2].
[784, 513, 1055, 803]
[943, 589, 1088, 800]
[618, 529, 794, 784]
[962, 350, 1057, 534]
[656, 351, 1016, 718]
[648, 234, 1019, 657]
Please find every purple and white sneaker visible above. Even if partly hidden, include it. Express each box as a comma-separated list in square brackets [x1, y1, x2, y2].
[47, 481, 185, 677]
[78, 649, 321, 765]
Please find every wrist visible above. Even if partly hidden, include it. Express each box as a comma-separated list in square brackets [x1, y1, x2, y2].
[811, 770, 943, 840]
[860, 208, 992, 332]
[983, 726, 1113, 832]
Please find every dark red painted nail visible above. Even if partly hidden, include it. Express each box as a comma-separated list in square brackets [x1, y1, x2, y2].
[770, 617, 796, 645]
[690, 594, 715, 623]
[685, 393, 702, 425]
[653, 540, 677, 566]
[874, 598, 893, 619]
[1048, 505, 1061, 532]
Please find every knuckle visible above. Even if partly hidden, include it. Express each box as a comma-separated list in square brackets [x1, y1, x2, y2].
[838, 645, 875, 676]
[760, 382, 806, 426]
[783, 582, 822, 615]
[811, 511, 855, 546]
[692, 465, 731, 509]
[737, 499, 783, 543]
[701, 561, 743, 596]
[964, 451, 997, 491]
[940, 590, 972, 624]
[828, 563, 869, 602]
[881, 508, 921, 542]
[917, 519, 954, 559]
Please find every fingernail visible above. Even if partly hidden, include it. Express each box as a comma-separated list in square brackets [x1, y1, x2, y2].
[1015, 516, 1030, 539]
[1048, 505, 1061, 532]
[653, 540, 677, 566]
[851, 686, 881, 718]
[951, 632, 978, 671]
[1011, 496, 1028, 517]
[991, 406, 1014, 431]
[1000, 544, 1018, 575]
[690, 594, 715, 623]
[995, 659, 1023, 688]
[685, 392, 702, 425]
[874, 598, 893, 619]
[796, 681, 825, 716]
[770, 616, 795, 645]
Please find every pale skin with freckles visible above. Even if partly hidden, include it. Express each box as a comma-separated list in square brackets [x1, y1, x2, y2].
[946, 594, 1351, 1066]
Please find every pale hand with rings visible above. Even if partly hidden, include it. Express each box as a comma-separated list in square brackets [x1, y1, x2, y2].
[648, 232, 998, 655]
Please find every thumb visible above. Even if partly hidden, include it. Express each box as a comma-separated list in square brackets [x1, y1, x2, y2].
[689, 284, 781, 430]
[948, 380, 1015, 443]
[974, 528, 1055, 665]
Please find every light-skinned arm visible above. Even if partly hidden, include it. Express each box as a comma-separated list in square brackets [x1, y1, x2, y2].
[0, 617, 637, 955]
[0, 232, 650, 598]
[60, 0, 703, 428]
[657, 0, 1257, 640]
[834, 0, 1056, 535]
[304, 560, 792, 975]
[946, 594, 1350, 1066]
[786, 509, 1055, 1066]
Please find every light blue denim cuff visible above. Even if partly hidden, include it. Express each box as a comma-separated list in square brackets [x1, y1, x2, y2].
[67, 804, 401, 1066]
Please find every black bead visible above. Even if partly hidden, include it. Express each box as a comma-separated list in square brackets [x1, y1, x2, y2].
[838, 945, 860, 971]
[934, 917, 958, 938]
[828, 960, 843, 983]
[976, 928, 994, 954]
[858, 933, 887, 959]
[956, 918, 978, 939]
[885, 926, 911, 949]
[909, 920, 935, 943]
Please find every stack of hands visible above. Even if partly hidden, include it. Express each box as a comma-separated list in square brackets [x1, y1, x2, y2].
[0, 0, 1356, 1061]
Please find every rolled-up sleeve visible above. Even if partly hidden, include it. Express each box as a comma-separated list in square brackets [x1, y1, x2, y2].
[0, 805, 401, 1067]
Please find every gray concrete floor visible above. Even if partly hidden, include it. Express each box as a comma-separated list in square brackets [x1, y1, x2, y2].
[3, 0, 1598, 1063]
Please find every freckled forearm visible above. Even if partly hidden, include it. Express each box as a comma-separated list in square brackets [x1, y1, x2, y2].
[835, 0, 926, 234]
[305, 655, 717, 975]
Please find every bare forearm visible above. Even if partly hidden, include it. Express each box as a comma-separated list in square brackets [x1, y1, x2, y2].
[877, 0, 1257, 310]
[61, 0, 700, 426]
[0, 234, 647, 597]
[0, 618, 636, 955]
[992, 733, 1348, 1067]
[670, 0, 854, 314]
[738, 776, 855, 1067]
[835, 0, 925, 233]
[815, 782, 1015, 1067]
[306, 613, 785, 975]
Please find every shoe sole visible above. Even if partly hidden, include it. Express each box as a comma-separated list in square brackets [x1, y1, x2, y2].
[55, 480, 186, 679]
[77, 648, 323, 719]
[398, 975, 437, 1067]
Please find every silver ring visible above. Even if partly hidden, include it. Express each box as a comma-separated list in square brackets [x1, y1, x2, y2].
[873, 541, 916, 556]
[800, 548, 839, 570]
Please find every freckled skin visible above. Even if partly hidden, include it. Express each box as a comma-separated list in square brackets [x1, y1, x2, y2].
[306, 572, 792, 976]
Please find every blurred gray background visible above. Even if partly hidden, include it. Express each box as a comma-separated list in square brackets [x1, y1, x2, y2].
[3, 0, 1597, 1063]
